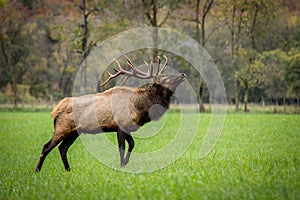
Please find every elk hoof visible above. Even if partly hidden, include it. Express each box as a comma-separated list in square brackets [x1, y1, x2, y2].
[65, 168, 71, 172]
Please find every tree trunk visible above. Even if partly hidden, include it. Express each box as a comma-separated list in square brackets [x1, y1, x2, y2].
[196, 0, 205, 113]
[244, 81, 248, 112]
[80, 0, 88, 93]
[283, 97, 286, 113]
[230, 4, 239, 112]
[235, 79, 239, 112]
[152, 27, 158, 61]
[142, 0, 170, 61]
[274, 98, 278, 113]
[152, 0, 158, 61]
[12, 82, 18, 108]
[199, 80, 205, 112]
[296, 98, 300, 114]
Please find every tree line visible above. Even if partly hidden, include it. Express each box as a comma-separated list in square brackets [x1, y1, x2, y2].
[0, 0, 299, 112]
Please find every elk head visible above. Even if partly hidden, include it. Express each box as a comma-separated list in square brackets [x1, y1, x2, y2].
[101, 55, 186, 92]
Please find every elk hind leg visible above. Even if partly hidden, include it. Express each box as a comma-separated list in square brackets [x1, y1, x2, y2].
[58, 131, 79, 171]
[35, 135, 61, 172]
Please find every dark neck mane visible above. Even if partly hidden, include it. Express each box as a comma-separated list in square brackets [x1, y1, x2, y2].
[132, 83, 174, 126]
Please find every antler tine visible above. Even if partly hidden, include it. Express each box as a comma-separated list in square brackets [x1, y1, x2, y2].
[100, 58, 133, 86]
[120, 74, 131, 86]
[100, 70, 118, 86]
[156, 56, 161, 76]
[144, 61, 153, 76]
[124, 55, 151, 77]
[158, 55, 168, 76]
[124, 55, 135, 70]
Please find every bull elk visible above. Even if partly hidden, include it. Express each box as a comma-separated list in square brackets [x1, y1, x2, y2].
[35, 55, 186, 172]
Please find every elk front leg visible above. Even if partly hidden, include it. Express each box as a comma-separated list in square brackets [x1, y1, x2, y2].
[124, 134, 134, 165]
[117, 129, 126, 166]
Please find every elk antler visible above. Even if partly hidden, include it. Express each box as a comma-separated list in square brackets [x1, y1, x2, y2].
[101, 55, 168, 86]
[156, 55, 168, 76]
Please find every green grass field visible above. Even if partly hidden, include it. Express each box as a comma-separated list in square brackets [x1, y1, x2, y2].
[0, 112, 299, 199]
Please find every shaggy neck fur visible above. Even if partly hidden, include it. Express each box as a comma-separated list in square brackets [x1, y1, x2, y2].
[132, 83, 174, 126]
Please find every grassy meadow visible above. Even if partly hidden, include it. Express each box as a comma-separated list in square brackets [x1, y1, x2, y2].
[0, 111, 299, 199]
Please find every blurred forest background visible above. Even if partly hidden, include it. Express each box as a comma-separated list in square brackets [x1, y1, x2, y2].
[0, 0, 299, 113]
